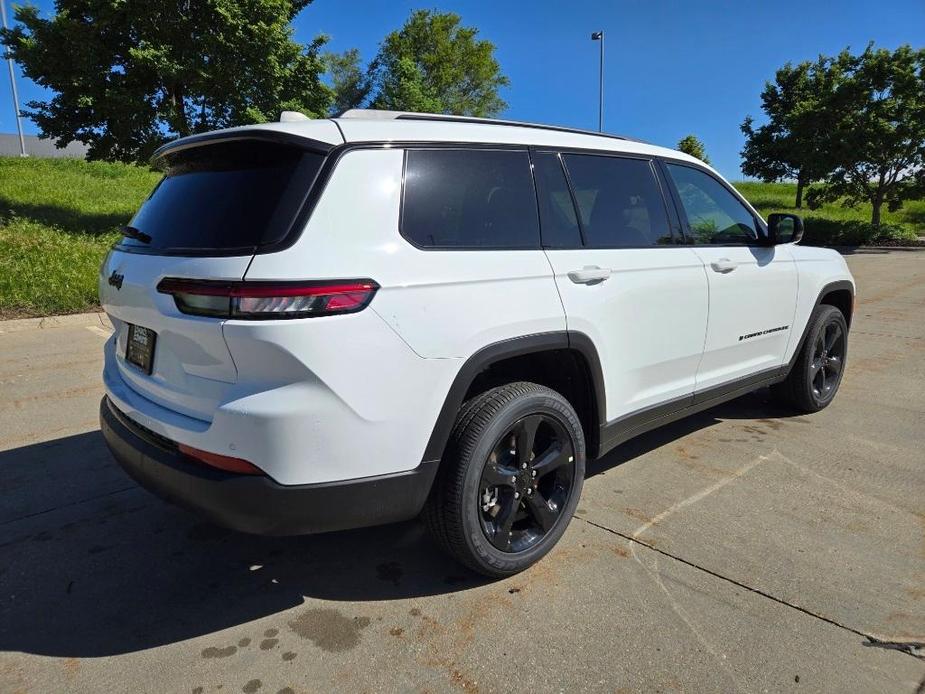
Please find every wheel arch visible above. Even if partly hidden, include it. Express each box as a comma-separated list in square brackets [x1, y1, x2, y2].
[421, 332, 606, 465]
[787, 279, 855, 372]
[818, 282, 854, 329]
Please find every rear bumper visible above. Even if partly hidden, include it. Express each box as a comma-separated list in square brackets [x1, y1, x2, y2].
[99, 396, 438, 536]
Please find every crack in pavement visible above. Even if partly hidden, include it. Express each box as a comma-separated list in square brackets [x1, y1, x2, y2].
[616, 454, 770, 693]
[578, 515, 925, 662]
[641, 549, 747, 692]
[862, 639, 925, 660]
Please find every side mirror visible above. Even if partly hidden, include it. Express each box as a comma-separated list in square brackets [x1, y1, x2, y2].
[767, 213, 804, 245]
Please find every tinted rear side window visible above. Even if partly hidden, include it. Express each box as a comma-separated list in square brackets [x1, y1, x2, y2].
[533, 152, 582, 249]
[126, 140, 325, 253]
[561, 154, 673, 247]
[401, 149, 540, 249]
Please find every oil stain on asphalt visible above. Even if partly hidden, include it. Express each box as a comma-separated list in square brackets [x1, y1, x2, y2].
[287, 608, 371, 652]
[201, 645, 237, 659]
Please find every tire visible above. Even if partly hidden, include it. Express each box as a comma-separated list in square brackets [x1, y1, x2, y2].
[773, 305, 848, 413]
[422, 382, 586, 578]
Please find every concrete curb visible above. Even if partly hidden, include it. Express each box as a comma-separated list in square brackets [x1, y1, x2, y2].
[0, 311, 112, 334]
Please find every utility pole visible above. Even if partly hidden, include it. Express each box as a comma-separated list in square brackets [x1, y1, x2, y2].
[591, 31, 604, 132]
[1, 0, 27, 156]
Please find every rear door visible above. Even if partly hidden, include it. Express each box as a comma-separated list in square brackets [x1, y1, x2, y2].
[99, 138, 327, 421]
[661, 161, 798, 391]
[537, 151, 709, 432]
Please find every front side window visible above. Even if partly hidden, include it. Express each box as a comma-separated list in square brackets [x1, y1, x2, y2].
[401, 149, 540, 249]
[665, 164, 759, 245]
[561, 154, 673, 248]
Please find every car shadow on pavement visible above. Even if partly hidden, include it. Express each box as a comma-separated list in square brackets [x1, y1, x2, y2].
[0, 388, 802, 658]
[0, 431, 496, 658]
[588, 387, 807, 477]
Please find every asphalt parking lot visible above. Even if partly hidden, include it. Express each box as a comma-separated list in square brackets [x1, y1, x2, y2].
[1, 250, 923, 693]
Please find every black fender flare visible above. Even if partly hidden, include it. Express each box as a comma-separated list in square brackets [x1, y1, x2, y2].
[420, 331, 606, 463]
[786, 279, 855, 373]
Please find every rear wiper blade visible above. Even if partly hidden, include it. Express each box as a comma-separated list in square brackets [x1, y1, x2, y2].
[120, 225, 151, 244]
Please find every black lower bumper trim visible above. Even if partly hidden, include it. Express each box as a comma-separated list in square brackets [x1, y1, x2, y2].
[99, 397, 439, 536]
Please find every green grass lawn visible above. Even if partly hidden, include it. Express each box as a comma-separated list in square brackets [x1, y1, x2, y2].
[733, 181, 924, 245]
[0, 157, 160, 318]
[1, 156, 923, 319]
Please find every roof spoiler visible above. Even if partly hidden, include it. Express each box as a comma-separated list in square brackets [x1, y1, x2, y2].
[150, 128, 335, 165]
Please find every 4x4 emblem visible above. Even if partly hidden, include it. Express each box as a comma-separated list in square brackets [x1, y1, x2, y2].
[108, 271, 124, 290]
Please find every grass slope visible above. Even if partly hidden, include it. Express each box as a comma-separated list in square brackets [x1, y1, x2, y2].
[734, 181, 924, 245]
[0, 156, 922, 318]
[0, 157, 160, 318]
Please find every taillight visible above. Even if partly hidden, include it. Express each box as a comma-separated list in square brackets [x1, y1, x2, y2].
[178, 443, 264, 475]
[156, 278, 379, 319]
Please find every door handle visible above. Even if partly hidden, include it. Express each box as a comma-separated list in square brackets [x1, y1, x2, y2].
[710, 258, 737, 274]
[567, 266, 611, 285]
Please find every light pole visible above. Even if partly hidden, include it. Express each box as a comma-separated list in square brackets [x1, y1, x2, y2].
[591, 31, 604, 132]
[1, 0, 26, 157]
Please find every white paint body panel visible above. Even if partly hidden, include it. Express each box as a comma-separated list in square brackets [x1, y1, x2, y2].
[691, 244, 798, 390]
[246, 148, 567, 359]
[101, 114, 855, 488]
[783, 245, 855, 362]
[103, 307, 461, 485]
[545, 248, 708, 421]
[99, 250, 251, 421]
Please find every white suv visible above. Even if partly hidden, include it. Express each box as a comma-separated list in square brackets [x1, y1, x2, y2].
[99, 110, 855, 576]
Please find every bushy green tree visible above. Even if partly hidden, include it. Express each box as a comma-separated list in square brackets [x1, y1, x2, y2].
[1, 0, 331, 163]
[369, 10, 508, 116]
[740, 55, 847, 208]
[677, 134, 710, 164]
[808, 44, 925, 227]
[324, 48, 373, 115]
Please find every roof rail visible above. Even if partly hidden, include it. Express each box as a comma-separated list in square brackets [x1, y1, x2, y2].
[336, 109, 641, 143]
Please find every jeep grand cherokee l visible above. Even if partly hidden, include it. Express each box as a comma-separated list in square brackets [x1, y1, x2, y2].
[99, 110, 855, 576]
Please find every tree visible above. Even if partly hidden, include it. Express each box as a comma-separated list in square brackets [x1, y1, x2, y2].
[677, 135, 710, 164]
[369, 10, 508, 116]
[1, 0, 331, 163]
[324, 48, 372, 115]
[740, 55, 847, 208]
[808, 44, 925, 227]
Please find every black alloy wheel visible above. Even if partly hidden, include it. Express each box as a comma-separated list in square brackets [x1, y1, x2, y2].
[810, 319, 846, 403]
[422, 382, 586, 577]
[772, 304, 849, 413]
[477, 414, 576, 553]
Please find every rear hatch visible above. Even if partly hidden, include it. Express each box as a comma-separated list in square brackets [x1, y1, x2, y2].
[100, 136, 328, 421]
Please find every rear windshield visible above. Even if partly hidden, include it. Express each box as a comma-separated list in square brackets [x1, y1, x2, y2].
[123, 140, 325, 253]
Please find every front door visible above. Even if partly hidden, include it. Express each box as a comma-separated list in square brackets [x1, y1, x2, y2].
[662, 162, 798, 392]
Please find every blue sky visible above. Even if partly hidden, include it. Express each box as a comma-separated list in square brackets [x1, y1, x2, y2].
[2, 0, 923, 178]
